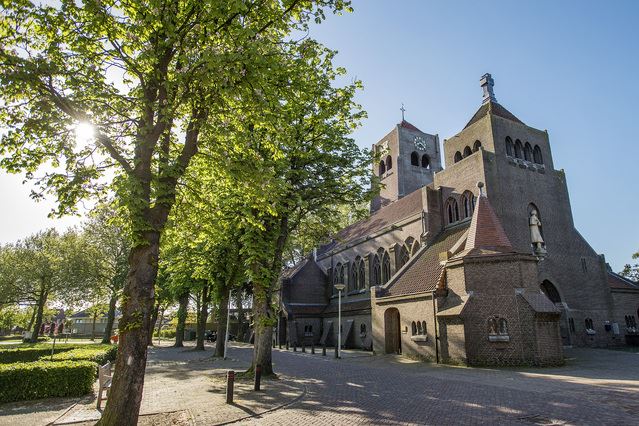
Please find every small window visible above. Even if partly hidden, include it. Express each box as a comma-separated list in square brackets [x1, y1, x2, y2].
[533, 145, 543, 164]
[514, 140, 523, 159]
[411, 321, 417, 335]
[386, 155, 392, 171]
[421, 321, 427, 335]
[446, 197, 459, 224]
[625, 315, 637, 329]
[524, 142, 533, 161]
[473, 140, 481, 152]
[417, 321, 423, 335]
[463, 146, 472, 158]
[454, 151, 462, 163]
[379, 160, 386, 175]
[569, 318, 575, 333]
[488, 316, 509, 342]
[411, 151, 419, 166]
[580, 257, 587, 273]
[585, 318, 595, 333]
[505, 137, 514, 156]
[360, 323, 367, 335]
[421, 154, 430, 168]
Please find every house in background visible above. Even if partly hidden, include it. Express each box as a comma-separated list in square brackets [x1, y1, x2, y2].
[68, 309, 120, 338]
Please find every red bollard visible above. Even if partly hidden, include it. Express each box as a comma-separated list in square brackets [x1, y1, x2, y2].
[226, 370, 235, 404]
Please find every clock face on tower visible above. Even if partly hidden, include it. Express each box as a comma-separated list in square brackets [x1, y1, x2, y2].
[413, 136, 427, 151]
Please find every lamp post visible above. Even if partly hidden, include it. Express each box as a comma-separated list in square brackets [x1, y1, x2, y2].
[334, 283, 346, 359]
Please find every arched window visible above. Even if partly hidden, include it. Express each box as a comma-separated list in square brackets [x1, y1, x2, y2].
[533, 145, 543, 164]
[380, 249, 391, 284]
[386, 155, 392, 171]
[379, 160, 386, 175]
[463, 146, 472, 157]
[454, 151, 462, 163]
[473, 140, 482, 152]
[332, 262, 345, 295]
[371, 253, 381, 287]
[524, 142, 533, 161]
[360, 323, 367, 335]
[357, 257, 366, 290]
[410, 240, 420, 256]
[585, 318, 594, 331]
[514, 139, 523, 159]
[461, 191, 474, 219]
[446, 197, 459, 224]
[411, 321, 417, 335]
[421, 154, 430, 168]
[417, 321, 423, 335]
[349, 260, 358, 293]
[540, 280, 561, 304]
[505, 137, 514, 156]
[410, 151, 419, 166]
[488, 316, 509, 341]
[396, 244, 410, 270]
[421, 321, 427, 335]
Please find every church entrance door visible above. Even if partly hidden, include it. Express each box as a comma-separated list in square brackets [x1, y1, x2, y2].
[384, 308, 401, 354]
[541, 280, 571, 346]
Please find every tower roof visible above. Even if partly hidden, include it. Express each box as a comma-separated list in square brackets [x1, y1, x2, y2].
[464, 73, 524, 129]
[399, 119, 423, 133]
[463, 185, 513, 254]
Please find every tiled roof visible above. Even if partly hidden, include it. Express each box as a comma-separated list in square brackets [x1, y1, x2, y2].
[464, 101, 524, 129]
[464, 193, 513, 252]
[382, 224, 470, 297]
[608, 271, 639, 290]
[520, 292, 560, 314]
[317, 188, 424, 257]
[281, 258, 309, 279]
[399, 120, 423, 133]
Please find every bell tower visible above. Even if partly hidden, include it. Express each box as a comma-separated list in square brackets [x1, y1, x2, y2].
[371, 113, 442, 213]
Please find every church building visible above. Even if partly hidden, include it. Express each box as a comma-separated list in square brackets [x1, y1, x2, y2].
[278, 74, 639, 366]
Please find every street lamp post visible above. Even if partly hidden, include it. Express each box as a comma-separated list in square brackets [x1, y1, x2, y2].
[334, 283, 346, 359]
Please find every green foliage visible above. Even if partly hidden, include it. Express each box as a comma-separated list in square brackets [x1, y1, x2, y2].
[0, 360, 95, 403]
[49, 345, 117, 365]
[621, 250, 639, 282]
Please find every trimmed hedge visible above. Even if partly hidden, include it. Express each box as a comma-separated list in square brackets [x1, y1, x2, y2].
[49, 345, 117, 365]
[0, 360, 95, 403]
[0, 346, 75, 364]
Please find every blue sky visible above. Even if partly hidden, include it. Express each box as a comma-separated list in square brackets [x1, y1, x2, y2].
[303, 0, 639, 271]
[0, 1, 637, 271]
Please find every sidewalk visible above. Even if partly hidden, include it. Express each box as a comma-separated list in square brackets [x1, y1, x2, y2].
[0, 342, 305, 426]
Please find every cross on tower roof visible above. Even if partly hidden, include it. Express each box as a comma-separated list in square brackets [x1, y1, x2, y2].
[400, 103, 406, 121]
[480, 73, 497, 104]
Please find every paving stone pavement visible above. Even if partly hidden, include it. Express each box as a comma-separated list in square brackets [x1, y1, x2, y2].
[232, 345, 639, 426]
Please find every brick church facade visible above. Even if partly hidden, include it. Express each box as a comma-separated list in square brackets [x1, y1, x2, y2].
[278, 74, 639, 366]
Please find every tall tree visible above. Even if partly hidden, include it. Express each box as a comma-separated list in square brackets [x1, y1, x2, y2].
[1, 1, 351, 423]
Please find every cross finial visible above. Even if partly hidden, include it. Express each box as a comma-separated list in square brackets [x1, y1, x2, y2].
[480, 73, 497, 104]
[400, 103, 406, 121]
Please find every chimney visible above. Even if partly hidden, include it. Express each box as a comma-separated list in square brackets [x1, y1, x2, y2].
[480, 73, 497, 104]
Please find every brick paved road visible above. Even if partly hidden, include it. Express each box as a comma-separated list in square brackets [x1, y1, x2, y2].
[231, 345, 639, 425]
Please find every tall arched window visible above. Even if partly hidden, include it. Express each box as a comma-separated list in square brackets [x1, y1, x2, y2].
[461, 191, 474, 218]
[381, 249, 391, 284]
[524, 142, 533, 161]
[349, 260, 358, 293]
[417, 321, 423, 335]
[411, 321, 417, 335]
[463, 146, 472, 157]
[357, 257, 366, 290]
[446, 197, 459, 224]
[371, 254, 381, 287]
[533, 145, 543, 164]
[379, 160, 386, 175]
[473, 140, 482, 152]
[514, 139, 523, 159]
[454, 151, 462, 163]
[410, 151, 419, 166]
[396, 244, 410, 270]
[410, 240, 420, 256]
[386, 155, 392, 171]
[505, 137, 514, 156]
[421, 154, 430, 168]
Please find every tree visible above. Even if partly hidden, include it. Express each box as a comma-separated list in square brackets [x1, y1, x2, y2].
[0, 229, 99, 342]
[1, 1, 352, 423]
[621, 250, 639, 282]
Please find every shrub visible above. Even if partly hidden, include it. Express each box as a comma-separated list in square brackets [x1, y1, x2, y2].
[0, 360, 95, 403]
[0, 346, 75, 364]
[49, 345, 117, 365]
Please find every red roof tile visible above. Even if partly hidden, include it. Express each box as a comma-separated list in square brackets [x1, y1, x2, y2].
[382, 224, 470, 297]
[464, 194, 513, 251]
[399, 120, 423, 133]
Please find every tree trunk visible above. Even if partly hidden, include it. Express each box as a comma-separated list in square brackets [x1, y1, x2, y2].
[195, 285, 209, 351]
[156, 307, 164, 346]
[251, 294, 274, 375]
[173, 291, 189, 348]
[235, 291, 244, 341]
[29, 287, 48, 343]
[97, 232, 159, 426]
[27, 305, 37, 332]
[147, 303, 159, 346]
[102, 291, 118, 344]
[91, 310, 97, 341]
[215, 289, 229, 357]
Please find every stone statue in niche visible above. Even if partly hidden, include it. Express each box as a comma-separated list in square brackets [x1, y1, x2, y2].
[529, 210, 546, 255]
